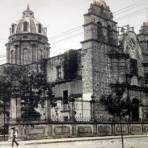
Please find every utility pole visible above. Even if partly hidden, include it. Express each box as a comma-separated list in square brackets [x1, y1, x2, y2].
[3, 98, 6, 141]
[120, 112, 124, 148]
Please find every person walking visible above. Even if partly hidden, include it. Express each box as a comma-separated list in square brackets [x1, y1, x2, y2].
[11, 127, 19, 147]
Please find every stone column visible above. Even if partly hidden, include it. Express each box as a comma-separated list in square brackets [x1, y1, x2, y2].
[10, 97, 21, 123]
[90, 100, 95, 122]
[90, 100, 93, 121]
[45, 99, 51, 121]
[139, 105, 143, 121]
[6, 46, 10, 63]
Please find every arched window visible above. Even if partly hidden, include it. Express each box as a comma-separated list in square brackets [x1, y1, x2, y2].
[10, 49, 15, 64]
[38, 24, 42, 33]
[107, 25, 113, 44]
[45, 47, 49, 58]
[14, 45, 18, 64]
[38, 49, 43, 60]
[23, 48, 28, 64]
[97, 22, 103, 41]
[23, 21, 28, 32]
[12, 24, 15, 34]
[130, 59, 138, 76]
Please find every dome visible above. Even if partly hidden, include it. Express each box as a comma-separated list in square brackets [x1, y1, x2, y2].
[10, 5, 47, 36]
[92, 0, 108, 8]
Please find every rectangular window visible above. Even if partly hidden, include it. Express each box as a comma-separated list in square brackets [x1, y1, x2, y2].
[56, 66, 62, 79]
[38, 24, 42, 33]
[130, 59, 138, 75]
[63, 90, 68, 104]
[23, 22, 28, 32]
[63, 116, 68, 121]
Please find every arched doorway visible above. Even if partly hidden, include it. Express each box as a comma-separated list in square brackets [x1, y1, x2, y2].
[131, 98, 139, 121]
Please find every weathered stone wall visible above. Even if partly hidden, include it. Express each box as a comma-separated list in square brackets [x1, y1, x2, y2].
[81, 2, 119, 120]
[81, 42, 114, 120]
[92, 43, 112, 99]
[46, 49, 82, 83]
[81, 47, 93, 101]
[53, 80, 82, 99]
[46, 54, 65, 82]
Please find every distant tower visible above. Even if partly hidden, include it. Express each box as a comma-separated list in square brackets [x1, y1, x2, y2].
[138, 21, 148, 65]
[6, 5, 50, 65]
[81, 0, 118, 119]
[138, 20, 148, 120]
[138, 20, 148, 87]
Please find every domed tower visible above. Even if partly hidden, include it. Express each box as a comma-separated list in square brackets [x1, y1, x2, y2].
[6, 5, 50, 65]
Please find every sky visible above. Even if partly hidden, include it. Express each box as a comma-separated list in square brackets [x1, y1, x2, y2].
[0, 0, 148, 64]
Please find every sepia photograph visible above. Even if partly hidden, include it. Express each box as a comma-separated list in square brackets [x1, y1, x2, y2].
[0, 0, 148, 147]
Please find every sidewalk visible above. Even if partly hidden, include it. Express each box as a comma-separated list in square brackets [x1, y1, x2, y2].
[1, 134, 148, 146]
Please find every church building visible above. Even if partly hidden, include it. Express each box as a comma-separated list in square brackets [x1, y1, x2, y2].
[1, 0, 148, 139]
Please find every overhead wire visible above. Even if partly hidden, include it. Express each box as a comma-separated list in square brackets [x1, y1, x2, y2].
[116, 6, 148, 21]
[0, 1, 146, 43]
[113, 0, 146, 15]
[49, 1, 148, 43]
[0, 1, 147, 43]
[0, 1, 148, 62]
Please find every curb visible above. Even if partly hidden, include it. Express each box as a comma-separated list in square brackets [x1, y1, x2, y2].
[1, 135, 148, 146]
[25, 135, 148, 145]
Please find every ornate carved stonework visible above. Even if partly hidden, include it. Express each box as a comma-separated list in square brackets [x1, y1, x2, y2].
[123, 32, 143, 61]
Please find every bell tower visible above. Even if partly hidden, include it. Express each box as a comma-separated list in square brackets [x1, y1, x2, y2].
[83, 0, 118, 45]
[81, 0, 118, 120]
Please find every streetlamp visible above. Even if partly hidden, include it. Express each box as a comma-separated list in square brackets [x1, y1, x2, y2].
[115, 88, 125, 148]
[119, 110, 124, 148]
[55, 106, 59, 121]
[91, 95, 96, 122]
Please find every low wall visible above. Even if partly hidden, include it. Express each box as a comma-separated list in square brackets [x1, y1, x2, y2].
[9, 123, 148, 140]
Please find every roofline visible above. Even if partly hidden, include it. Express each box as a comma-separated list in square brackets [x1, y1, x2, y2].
[8, 32, 48, 40]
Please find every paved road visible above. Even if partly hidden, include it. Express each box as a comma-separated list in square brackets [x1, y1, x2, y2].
[1, 136, 148, 148]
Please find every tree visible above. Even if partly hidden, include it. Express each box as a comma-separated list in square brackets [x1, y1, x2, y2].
[0, 65, 55, 122]
[0, 65, 22, 138]
[100, 87, 130, 148]
[0, 65, 22, 113]
[20, 71, 55, 121]
[100, 87, 131, 121]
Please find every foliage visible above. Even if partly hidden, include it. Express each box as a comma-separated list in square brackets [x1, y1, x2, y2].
[19, 71, 55, 121]
[100, 87, 131, 117]
[0, 65, 23, 102]
[0, 65, 55, 121]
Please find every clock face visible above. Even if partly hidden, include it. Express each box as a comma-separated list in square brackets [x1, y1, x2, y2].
[123, 32, 142, 60]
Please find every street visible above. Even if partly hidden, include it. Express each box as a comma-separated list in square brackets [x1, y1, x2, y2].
[1, 136, 148, 148]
